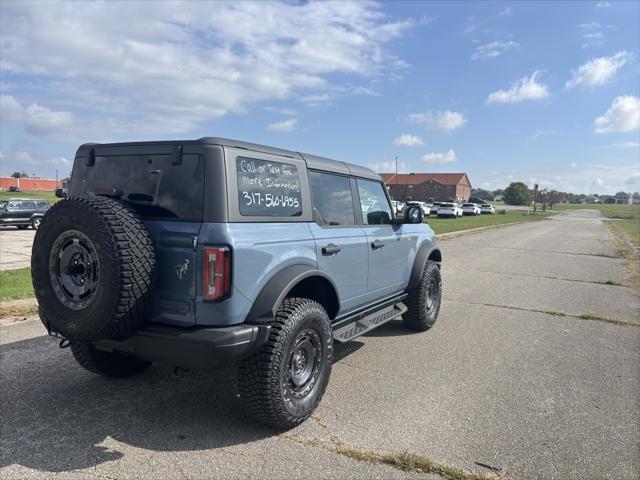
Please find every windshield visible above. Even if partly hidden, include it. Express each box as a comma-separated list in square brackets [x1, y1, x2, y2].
[0, 201, 7, 210]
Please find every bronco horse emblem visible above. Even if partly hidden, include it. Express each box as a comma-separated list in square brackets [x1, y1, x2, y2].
[175, 259, 190, 280]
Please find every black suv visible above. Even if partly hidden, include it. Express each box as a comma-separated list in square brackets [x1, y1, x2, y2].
[0, 198, 49, 229]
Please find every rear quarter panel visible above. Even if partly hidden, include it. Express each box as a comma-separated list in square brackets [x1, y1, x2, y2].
[195, 222, 317, 326]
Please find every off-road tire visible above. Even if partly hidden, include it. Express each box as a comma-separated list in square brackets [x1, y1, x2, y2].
[71, 342, 151, 378]
[403, 260, 442, 331]
[238, 298, 333, 429]
[31, 196, 155, 341]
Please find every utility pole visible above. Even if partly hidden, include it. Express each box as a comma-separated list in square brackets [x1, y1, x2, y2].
[395, 155, 398, 200]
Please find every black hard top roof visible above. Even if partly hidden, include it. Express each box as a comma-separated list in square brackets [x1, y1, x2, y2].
[79, 137, 380, 180]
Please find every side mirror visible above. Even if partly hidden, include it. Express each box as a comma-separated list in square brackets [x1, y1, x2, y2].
[405, 206, 424, 224]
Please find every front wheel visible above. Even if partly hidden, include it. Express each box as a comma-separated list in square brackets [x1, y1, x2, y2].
[239, 298, 333, 429]
[403, 260, 442, 331]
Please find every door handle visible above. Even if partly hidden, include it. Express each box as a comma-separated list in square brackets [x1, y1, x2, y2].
[322, 244, 341, 255]
[371, 240, 385, 250]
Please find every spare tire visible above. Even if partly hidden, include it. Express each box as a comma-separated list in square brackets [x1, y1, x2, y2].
[31, 196, 155, 341]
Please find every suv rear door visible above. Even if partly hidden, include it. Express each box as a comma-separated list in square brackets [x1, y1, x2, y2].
[308, 171, 369, 314]
[70, 146, 205, 326]
[355, 179, 409, 300]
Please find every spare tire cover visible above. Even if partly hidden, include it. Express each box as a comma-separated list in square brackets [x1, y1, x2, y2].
[32, 196, 155, 341]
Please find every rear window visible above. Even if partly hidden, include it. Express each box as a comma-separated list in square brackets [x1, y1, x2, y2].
[72, 153, 204, 220]
[236, 157, 303, 217]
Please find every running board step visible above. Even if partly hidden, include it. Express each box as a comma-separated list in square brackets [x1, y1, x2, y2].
[332, 302, 408, 343]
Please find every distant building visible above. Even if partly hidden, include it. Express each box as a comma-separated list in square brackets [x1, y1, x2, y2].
[614, 192, 632, 205]
[0, 177, 60, 191]
[380, 172, 472, 203]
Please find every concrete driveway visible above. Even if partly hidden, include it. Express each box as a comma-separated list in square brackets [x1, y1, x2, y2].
[0, 228, 35, 270]
[1, 210, 638, 479]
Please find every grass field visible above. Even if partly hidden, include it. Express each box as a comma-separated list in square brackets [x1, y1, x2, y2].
[553, 203, 640, 219]
[607, 219, 640, 246]
[0, 268, 34, 301]
[425, 211, 556, 235]
[0, 190, 60, 204]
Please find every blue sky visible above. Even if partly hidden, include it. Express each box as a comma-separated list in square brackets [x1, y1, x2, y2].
[1, 0, 638, 194]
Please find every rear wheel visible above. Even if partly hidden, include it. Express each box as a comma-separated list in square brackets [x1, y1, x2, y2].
[31, 196, 155, 341]
[239, 298, 333, 429]
[403, 260, 442, 331]
[71, 343, 150, 378]
[31, 217, 42, 229]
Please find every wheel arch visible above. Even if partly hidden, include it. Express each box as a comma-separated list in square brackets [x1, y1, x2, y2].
[245, 265, 340, 323]
[408, 243, 442, 290]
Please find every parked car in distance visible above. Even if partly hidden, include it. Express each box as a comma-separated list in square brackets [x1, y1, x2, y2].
[429, 202, 442, 215]
[8, 186, 21, 193]
[469, 197, 489, 205]
[0, 198, 50, 229]
[391, 200, 404, 215]
[462, 203, 481, 216]
[481, 204, 496, 214]
[404, 201, 429, 216]
[437, 202, 463, 218]
[54, 187, 68, 198]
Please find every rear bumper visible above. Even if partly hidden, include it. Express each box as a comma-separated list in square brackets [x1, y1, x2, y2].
[93, 323, 271, 370]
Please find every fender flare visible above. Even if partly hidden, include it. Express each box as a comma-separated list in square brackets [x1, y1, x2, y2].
[408, 243, 442, 290]
[245, 264, 340, 324]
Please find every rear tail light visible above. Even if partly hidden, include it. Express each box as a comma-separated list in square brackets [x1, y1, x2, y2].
[203, 246, 231, 301]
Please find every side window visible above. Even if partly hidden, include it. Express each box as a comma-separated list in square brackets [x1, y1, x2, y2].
[7, 201, 20, 209]
[21, 201, 36, 210]
[36, 201, 49, 210]
[309, 171, 355, 226]
[236, 157, 303, 217]
[356, 179, 393, 225]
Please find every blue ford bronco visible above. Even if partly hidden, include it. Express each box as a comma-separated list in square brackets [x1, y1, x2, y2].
[31, 137, 442, 428]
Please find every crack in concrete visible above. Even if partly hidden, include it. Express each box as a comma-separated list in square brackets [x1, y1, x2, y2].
[444, 298, 640, 327]
[278, 434, 500, 480]
[466, 269, 627, 288]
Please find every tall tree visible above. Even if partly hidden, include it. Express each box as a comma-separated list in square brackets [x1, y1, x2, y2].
[504, 182, 531, 206]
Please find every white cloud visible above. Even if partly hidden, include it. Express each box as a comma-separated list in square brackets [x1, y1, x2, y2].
[422, 149, 456, 164]
[566, 51, 631, 89]
[407, 110, 467, 132]
[0, 94, 73, 135]
[486, 71, 550, 104]
[596, 1, 611, 8]
[0, 1, 413, 137]
[578, 22, 606, 49]
[2, 151, 71, 177]
[530, 130, 562, 141]
[594, 96, 640, 133]
[475, 164, 640, 195]
[498, 6, 512, 16]
[300, 93, 331, 107]
[368, 160, 409, 173]
[604, 142, 640, 148]
[471, 41, 519, 60]
[267, 118, 298, 132]
[570, 161, 577, 168]
[393, 134, 424, 146]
